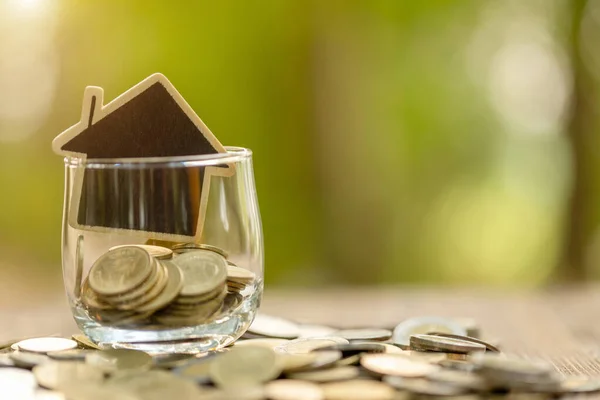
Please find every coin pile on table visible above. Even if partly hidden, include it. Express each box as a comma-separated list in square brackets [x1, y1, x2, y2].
[2, 315, 600, 400]
[80, 243, 256, 328]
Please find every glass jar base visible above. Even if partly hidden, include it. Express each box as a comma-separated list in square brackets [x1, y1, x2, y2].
[73, 287, 261, 354]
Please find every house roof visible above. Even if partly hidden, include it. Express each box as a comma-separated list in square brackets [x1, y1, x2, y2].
[54, 73, 227, 159]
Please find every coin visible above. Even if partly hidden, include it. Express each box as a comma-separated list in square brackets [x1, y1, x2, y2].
[106, 370, 204, 399]
[288, 366, 360, 382]
[234, 338, 290, 350]
[384, 376, 467, 396]
[85, 349, 152, 372]
[135, 261, 184, 312]
[33, 361, 104, 390]
[152, 353, 199, 369]
[173, 250, 228, 296]
[248, 314, 301, 339]
[172, 243, 228, 259]
[227, 264, 256, 283]
[288, 350, 343, 372]
[410, 334, 486, 354]
[276, 353, 319, 372]
[88, 246, 153, 296]
[264, 379, 323, 400]
[115, 263, 169, 310]
[101, 259, 162, 305]
[360, 353, 439, 377]
[316, 343, 386, 357]
[210, 346, 281, 388]
[110, 244, 173, 260]
[322, 380, 396, 400]
[276, 338, 349, 354]
[71, 334, 102, 350]
[15, 338, 78, 354]
[427, 369, 487, 391]
[392, 317, 467, 348]
[297, 324, 337, 338]
[172, 358, 214, 384]
[81, 278, 112, 310]
[428, 332, 500, 352]
[10, 352, 51, 369]
[558, 377, 600, 393]
[47, 350, 94, 361]
[333, 328, 392, 342]
[0, 367, 37, 393]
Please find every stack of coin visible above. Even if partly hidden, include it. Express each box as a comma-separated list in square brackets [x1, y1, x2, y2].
[80, 244, 254, 328]
[226, 261, 256, 293]
[154, 251, 228, 326]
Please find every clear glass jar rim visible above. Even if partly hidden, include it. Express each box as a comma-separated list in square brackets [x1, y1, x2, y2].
[64, 146, 252, 168]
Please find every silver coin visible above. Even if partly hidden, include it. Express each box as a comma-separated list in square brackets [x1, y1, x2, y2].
[33, 361, 104, 390]
[47, 349, 94, 361]
[88, 246, 153, 296]
[116, 262, 169, 310]
[210, 346, 281, 388]
[10, 352, 51, 368]
[227, 264, 256, 284]
[289, 350, 343, 372]
[0, 367, 36, 394]
[276, 353, 319, 372]
[173, 250, 228, 296]
[265, 379, 323, 400]
[427, 369, 487, 391]
[410, 334, 486, 354]
[332, 328, 392, 342]
[384, 376, 467, 396]
[15, 338, 78, 354]
[85, 349, 153, 372]
[360, 353, 439, 377]
[288, 366, 360, 383]
[136, 261, 184, 312]
[234, 338, 291, 350]
[275, 337, 349, 354]
[102, 258, 162, 305]
[248, 314, 301, 339]
[427, 332, 500, 352]
[110, 244, 173, 260]
[392, 317, 467, 348]
[106, 370, 204, 400]
[322, 380, 396, 400]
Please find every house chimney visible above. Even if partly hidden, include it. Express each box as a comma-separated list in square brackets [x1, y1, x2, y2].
[81, 86, 103, 127]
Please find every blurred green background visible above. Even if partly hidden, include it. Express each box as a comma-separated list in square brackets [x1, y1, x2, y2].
[1, 0, 599, 296]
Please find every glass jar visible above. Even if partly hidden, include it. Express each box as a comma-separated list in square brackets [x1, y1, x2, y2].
[61, 147, 263, 353]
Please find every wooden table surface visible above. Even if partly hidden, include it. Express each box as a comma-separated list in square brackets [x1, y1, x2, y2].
[2, 285, 600, 379]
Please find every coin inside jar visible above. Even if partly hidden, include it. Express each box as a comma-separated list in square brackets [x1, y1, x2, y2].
[88, 246, 154, 296]
[172, 250, 228, 297]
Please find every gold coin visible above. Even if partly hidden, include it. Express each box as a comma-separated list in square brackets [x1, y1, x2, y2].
[135, 261, 184, 313]
[88, 246, 153, 296]
[172, 250, 227, 296]
[15, 338, 78, 354]
[110, 244, 173, 260]
[71, 334, 102, 350]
